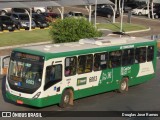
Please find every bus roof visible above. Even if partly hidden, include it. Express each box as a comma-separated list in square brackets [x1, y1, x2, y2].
[13, 36, 155, 58]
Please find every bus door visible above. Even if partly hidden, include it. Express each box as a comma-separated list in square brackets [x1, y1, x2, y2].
[94, 52, 115, 91]
[44, 61, 63, 93]
[107, 50, 122, 89]
[121, 48, 135, 85]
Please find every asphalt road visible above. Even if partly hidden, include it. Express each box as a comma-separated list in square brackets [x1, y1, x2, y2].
[0, 59, 160, 120]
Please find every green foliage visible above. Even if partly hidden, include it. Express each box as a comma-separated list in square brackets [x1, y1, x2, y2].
[49, 17, 102, 43]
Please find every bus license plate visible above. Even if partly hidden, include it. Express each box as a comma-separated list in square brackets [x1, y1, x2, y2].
[8, 26, 12, 30]
[17, 100, 23, 104]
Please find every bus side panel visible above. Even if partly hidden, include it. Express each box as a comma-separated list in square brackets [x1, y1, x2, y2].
[74, 68, 121, 100]
[129, 62, 155, 87]
[128, 64, 139, 86]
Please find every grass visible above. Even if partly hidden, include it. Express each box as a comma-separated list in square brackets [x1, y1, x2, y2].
[97, 23, 148, 32]
[0, 29, 52, 47]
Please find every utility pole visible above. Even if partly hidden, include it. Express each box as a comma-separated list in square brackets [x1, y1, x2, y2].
[111, 0, 117, 23]
[94, 0, 97, 28]
[120, 0, 124, 37]
[151, 0, 154, 19]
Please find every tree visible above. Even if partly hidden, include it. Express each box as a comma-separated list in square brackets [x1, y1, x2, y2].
[49, 17, 102, 43]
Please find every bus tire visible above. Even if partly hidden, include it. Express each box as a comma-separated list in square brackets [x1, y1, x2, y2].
[59, 89, 74, 108]
[118, 78, 128, 93]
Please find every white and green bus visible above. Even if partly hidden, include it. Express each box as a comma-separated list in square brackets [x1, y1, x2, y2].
[6, 36, 157, 108]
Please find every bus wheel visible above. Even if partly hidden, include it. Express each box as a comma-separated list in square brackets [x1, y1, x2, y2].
[59, 89, 73, 108]
[118, 78, 128, 93]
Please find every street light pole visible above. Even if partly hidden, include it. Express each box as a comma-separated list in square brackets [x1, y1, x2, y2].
[94, 0, 97, 28]
[120, 0, 124, 37]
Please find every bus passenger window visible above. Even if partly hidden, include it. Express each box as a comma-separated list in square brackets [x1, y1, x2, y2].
[122, 49, 134, 66]
[109, 50, 121, 68]
[147, 46, 154, 62]
[85, 55, 93, 73]
[94, 52, 108, 71]
[78, 54, 93, 74]
[135, 47, 146, 63]
[44, 64, 62, 90]
[65, 57, 77, 76]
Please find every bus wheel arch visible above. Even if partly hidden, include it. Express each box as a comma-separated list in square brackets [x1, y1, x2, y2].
[118, 77, 129, 93]
[59, 88, 74, 108]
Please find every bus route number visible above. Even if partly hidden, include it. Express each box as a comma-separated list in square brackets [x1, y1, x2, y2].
[26, 79, 34, 85]
[89, 76, 97, 82]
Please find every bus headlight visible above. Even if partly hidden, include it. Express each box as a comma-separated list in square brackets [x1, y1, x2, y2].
[32, 92, 41, 99]
[3, 24, 6, 27]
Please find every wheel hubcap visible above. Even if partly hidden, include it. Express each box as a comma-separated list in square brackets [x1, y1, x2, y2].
[64, 95, 69, 104]
[121, 81, 127, 91]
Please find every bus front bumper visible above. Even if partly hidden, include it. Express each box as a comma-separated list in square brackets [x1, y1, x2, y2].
[6, 91, 61, 108]
[6, 91, 43, 107]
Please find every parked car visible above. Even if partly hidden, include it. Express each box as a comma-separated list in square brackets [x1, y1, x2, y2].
[124, 2, 140, 13]
[0, 15, 16, 31]
[92, 7, 119, 18]
[32, 7, 46, 14]
[0, 8, 12, 15]
[12, 8, 30, 13]
[154, 11, 160, 19]
[150, 9, 160, 19]
[42, 12, 59, 22]
[67, 11, 86, 19]
[97, 4, 109, 9]
[131, 6, 150, 16]
[32, 13, 49, 28]
[0, 8, 29, 15]
[10, 13, 36, 30]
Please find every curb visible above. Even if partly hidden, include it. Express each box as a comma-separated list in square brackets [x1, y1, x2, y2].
[123, 14, 160, 23]
[98, 28, 112, 31]
[125, 27, 151, 34]
[98, 27, 151, 34]
[0, 27, 49, 33]
[0, 41, 51, 50]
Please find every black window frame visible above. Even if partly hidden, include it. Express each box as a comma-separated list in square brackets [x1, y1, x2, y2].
[109, 50, 122, 68]
[147, 46, 154, 62]
[94, 52, 108, 71]
[65, 56, 77, 77]
[77, 54, 93, 74]
[135, 47, 147, 64]
[122, 48, 135, 66]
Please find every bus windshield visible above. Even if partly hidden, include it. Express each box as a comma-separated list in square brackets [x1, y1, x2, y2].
[8, 51, 44, 94]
